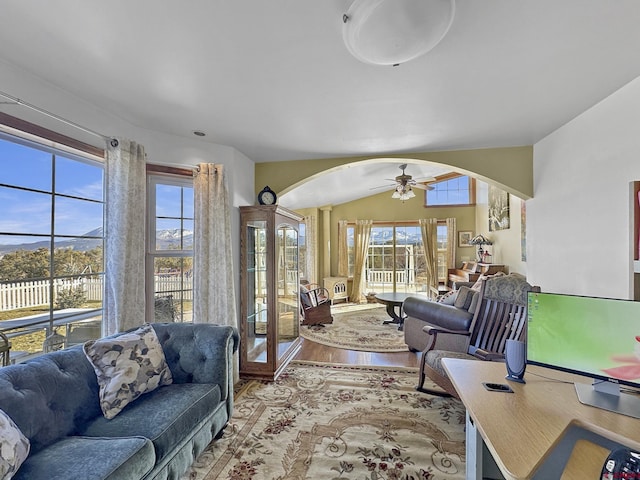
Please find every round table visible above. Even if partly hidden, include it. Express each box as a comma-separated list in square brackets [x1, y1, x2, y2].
[374, 292, 413, 331]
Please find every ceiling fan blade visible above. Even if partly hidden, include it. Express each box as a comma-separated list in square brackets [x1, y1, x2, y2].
[412, 183, 434, 191]
[412, 176, 437, 182]
[369, 183, 396, 190]
[375, 165, 437, 194]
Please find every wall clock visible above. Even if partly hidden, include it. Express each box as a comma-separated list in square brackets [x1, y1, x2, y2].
[258, 186, 277, 205]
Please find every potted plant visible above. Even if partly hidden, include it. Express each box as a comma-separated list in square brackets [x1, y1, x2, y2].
[366, 292, 378, 303]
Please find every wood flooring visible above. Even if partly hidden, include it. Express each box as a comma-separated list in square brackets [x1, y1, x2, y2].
[294, 337, 420, 368]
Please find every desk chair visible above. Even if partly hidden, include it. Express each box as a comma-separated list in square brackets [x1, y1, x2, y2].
[417, 274, 539, 397]
[300, 284, 333, 326]
[65, 321, 102, 347]
[0, 333, 10, 366]
[154, 294, 177, 322]
[43, 328, 66, 352]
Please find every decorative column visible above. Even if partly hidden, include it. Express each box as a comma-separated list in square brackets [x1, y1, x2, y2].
[320, 206, 332, 280]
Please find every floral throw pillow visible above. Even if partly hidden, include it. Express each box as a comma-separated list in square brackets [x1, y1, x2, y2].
[84, 324, 173, 419]
[0, 408, 30, 480]
[437, 289, 457, 305]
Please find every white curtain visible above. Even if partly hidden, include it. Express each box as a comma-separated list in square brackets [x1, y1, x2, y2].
[193, 163, 237, 330]
[337, 220, 348, 277]
[446, 217, 457, 270]
[104, 138, 146, 335]
[420, 218, 438, 295]
[302, 215, 317, 285]
[349, 220, 372, 303]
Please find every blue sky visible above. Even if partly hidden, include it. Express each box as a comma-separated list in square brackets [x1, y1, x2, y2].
[0, 136, 195, 247]
[0, 136, 104, 245]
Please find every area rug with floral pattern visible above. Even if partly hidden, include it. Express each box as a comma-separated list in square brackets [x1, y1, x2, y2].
[300, 305, 409, 352]
[181, 361, 466, 480]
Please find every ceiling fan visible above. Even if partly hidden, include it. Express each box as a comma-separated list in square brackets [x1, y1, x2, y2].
[374, 164, 435, 200]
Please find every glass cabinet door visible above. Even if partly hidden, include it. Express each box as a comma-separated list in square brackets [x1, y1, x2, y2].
[240, 205, 302, 380]
[277, 224, 299, 358]
[246, 221, 267, 364]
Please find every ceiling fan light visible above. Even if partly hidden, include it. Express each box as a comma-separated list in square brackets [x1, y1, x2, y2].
[392, 190, 402, 199]
[407, 189, 416, 198]
[342, 0, 456, 66]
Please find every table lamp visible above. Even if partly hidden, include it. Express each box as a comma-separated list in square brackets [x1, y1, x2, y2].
[470, 234, 493, 263]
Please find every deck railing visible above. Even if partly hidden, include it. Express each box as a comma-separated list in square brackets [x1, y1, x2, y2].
[366, 269, 416, 286]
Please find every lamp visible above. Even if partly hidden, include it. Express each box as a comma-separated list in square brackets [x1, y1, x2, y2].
[342, 0, 456, 66]
[470, 234, 493, 263]
[392, 184, 415, 201]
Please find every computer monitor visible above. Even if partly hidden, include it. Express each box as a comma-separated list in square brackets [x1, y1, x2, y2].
[527, 291, 640, 419]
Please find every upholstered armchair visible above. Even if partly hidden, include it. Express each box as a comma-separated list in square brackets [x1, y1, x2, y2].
[417, 273, 539, 398]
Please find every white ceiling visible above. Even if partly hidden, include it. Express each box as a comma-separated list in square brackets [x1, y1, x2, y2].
[1, 0, 640, 207]
[280, 159, 450, 208]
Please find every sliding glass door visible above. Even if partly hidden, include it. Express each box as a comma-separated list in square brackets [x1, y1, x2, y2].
[365, 224, 428, 294]
[347, 221, 448, 294]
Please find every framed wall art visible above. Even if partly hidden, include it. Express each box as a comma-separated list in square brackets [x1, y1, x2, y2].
[489, 185, 510, 231]
[458, 230, 473, 247]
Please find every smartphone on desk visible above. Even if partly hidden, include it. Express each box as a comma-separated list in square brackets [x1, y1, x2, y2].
[482, 382, 513, 393]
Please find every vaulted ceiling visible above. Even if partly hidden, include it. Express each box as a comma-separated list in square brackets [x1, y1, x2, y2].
[1, 1, 640, 205]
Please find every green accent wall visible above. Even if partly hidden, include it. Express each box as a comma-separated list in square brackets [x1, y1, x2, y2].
[325, 189, 476, 277]
[257, 145, 532, 282]
[292, 190, 477, 281]
[255, 145, 533, 200]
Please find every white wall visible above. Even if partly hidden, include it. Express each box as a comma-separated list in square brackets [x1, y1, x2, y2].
[0, 60, 255, 314]
[529, 76, 640, 298]
[475, 181, 527, 276]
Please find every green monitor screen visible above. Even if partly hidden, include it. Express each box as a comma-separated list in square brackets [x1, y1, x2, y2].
[527, 291, 640, 386]
[527, 291, 640, 418]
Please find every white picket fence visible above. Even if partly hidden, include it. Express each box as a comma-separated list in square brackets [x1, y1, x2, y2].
[0, 276, 193, 311]
[154, 276, 193, 301]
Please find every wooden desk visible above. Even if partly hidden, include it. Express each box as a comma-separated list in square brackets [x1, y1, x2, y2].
[442, 358, 640, 479]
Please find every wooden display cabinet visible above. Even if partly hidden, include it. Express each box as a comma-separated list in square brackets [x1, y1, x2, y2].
[239, 205, 303, 381]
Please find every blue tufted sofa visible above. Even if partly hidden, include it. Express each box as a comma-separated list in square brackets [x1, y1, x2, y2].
[0, 322, 239, 480]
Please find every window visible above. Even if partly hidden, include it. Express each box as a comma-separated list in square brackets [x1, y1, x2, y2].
[347, 221, 448, 292]
[346, 225, 355, 278]
[146, 173, 194, 322]
[366, 224, 426, 293]
[298, 222, 307, 281]
[0, 131, 104, 360]
[426, 174, 475, 206]
[347, 222, 448, 293]
[436, 224, 448, 282]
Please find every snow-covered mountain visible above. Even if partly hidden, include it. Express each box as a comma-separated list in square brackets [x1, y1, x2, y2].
[348, 228, 422, 245]
[155, 229, 194, 250]
[0, 227, 193, 255]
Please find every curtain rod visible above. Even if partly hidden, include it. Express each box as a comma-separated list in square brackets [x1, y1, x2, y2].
[0, 90, 118, 147]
